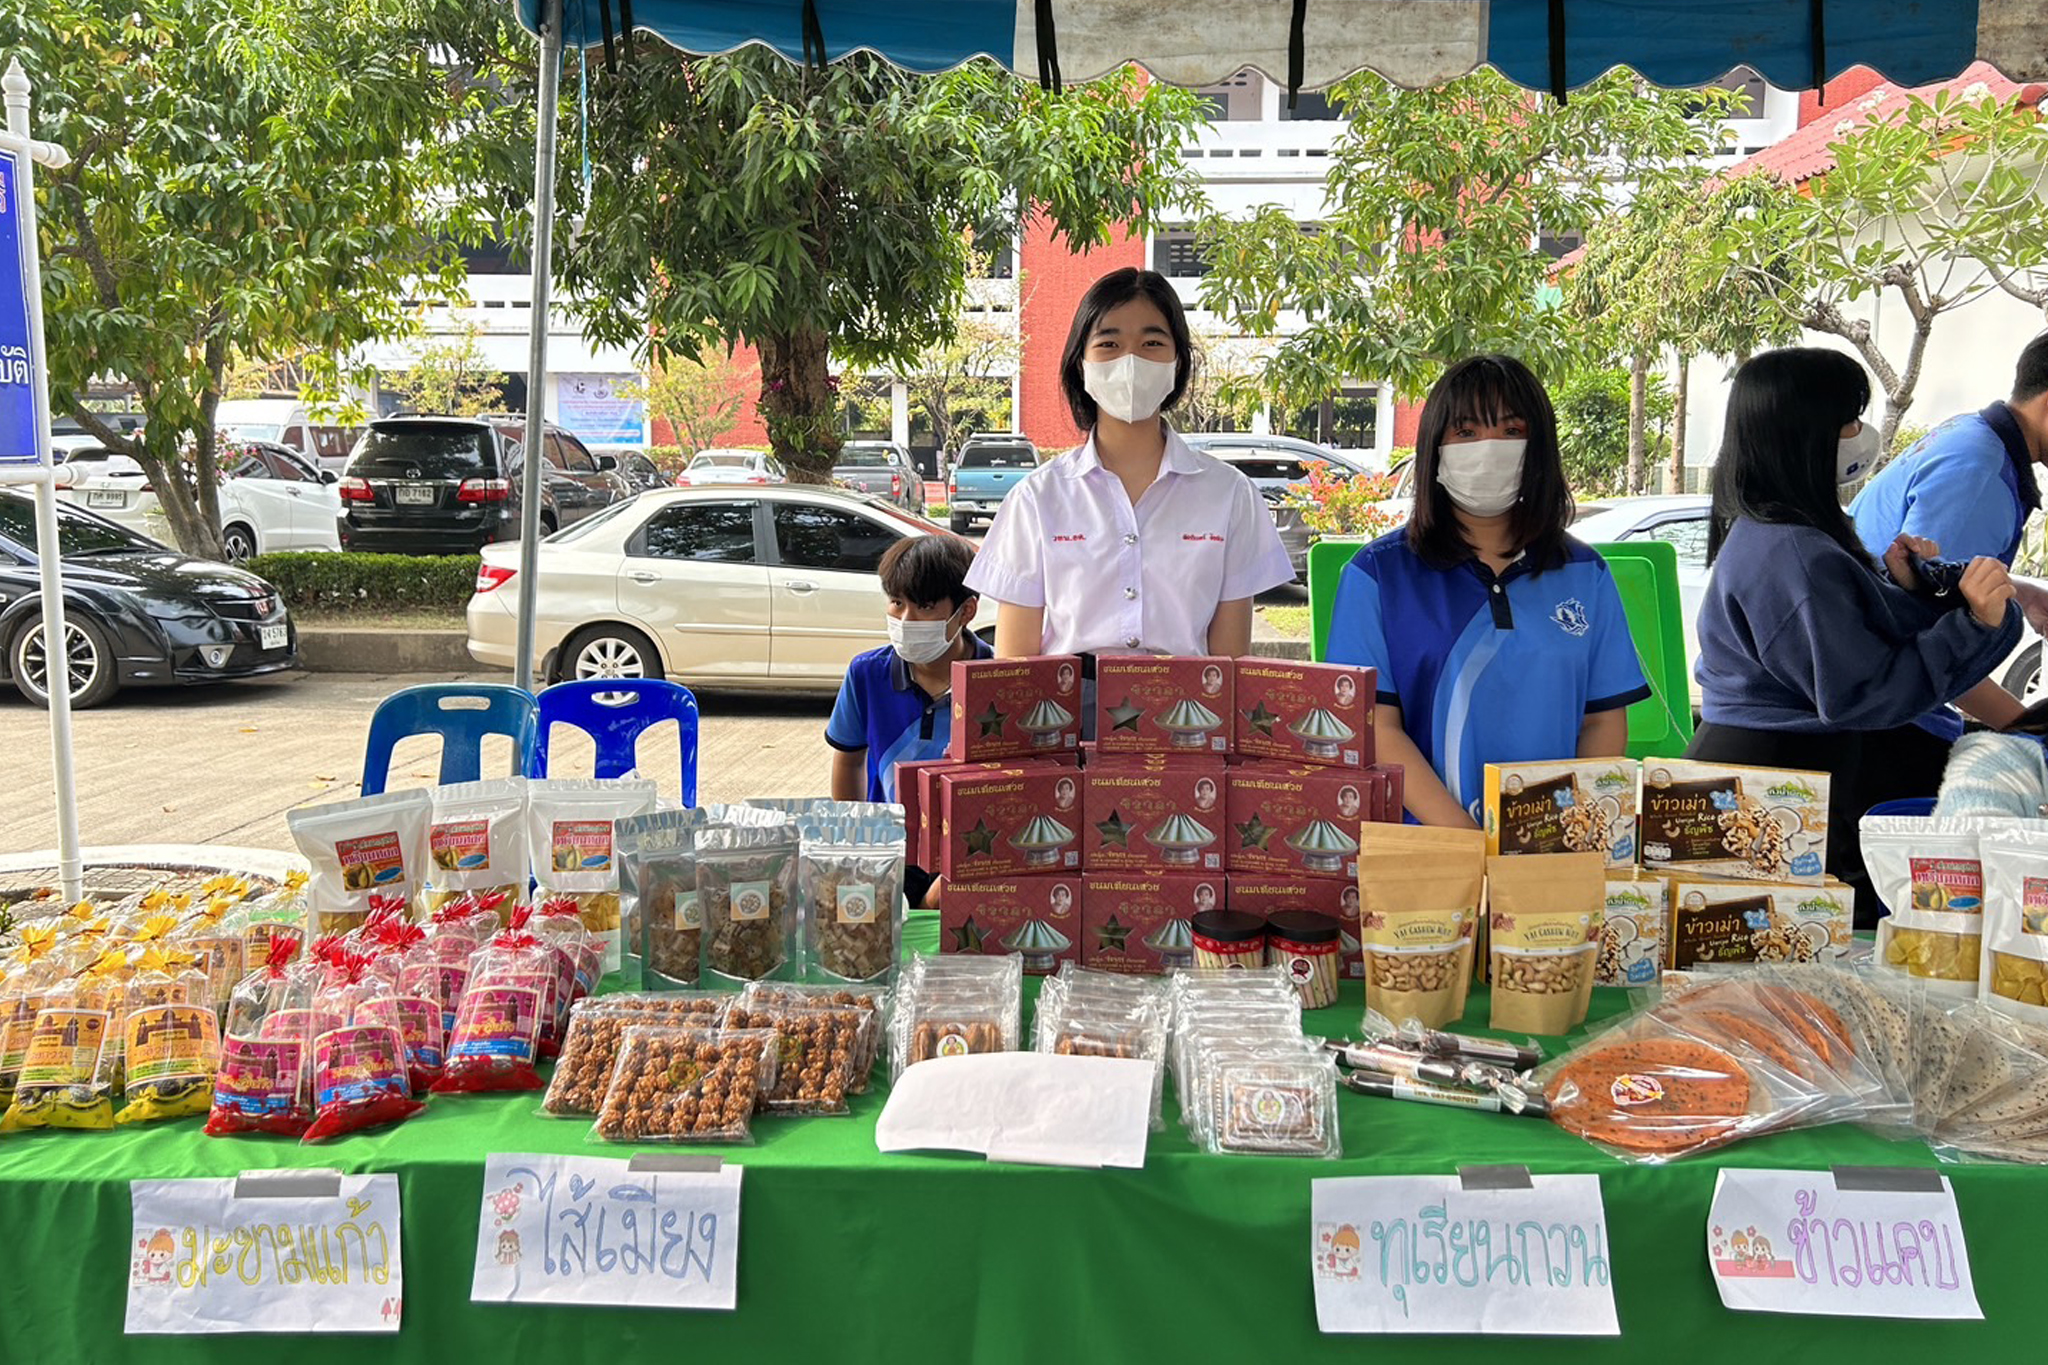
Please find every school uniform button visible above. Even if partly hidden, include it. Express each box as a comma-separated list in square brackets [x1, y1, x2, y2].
[1124, 635, 1140, 647]
[1124, 587, 1138, 599]
[1124, 533, 1138, 545]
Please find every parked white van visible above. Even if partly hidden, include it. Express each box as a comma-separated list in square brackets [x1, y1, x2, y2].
[214, 399, 361, 471]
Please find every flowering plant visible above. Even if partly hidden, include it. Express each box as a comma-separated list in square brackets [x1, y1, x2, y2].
[1285, 460, 1402, 540]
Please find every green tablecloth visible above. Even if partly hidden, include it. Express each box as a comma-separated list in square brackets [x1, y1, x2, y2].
[4, 917, 2044, 1363]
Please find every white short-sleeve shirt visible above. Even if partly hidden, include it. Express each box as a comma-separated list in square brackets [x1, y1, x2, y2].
[963, 428, 1295, 657]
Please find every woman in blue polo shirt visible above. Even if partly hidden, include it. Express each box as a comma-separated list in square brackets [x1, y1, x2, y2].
[1327, 355, 1649, 826]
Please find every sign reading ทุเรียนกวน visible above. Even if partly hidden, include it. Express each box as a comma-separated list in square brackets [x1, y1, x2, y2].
[1707, 1169, 1981, 1319]
[1311, 1173, 1619, 1335]
[124, 1172, 402, 1334]
[471, 1152, 742, 1310]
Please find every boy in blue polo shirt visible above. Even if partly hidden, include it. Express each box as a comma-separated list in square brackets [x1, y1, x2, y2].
[827, 534, 989, 902]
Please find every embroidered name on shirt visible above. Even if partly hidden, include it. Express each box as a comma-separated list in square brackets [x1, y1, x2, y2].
[1182, 533, 1224, 543]
[1551, 598, 1591, 638]
[1052, 534, 1087, 543]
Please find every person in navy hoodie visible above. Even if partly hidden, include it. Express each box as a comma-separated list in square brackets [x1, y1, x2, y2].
[1689, 348, 2023, 926]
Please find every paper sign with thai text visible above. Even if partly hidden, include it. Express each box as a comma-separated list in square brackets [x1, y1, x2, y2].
[1312, 1174, 1619, 1335]
[1708, 1169, 1980, 1318]
[471, 1153, 742, 1310]
[125, 1173, 402, 1334]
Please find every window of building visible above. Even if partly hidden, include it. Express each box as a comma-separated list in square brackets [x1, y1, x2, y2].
[1537, 228, 1585, 260]
[1191, 70, 1265, 122]
[1278, 387, 1379, 449]
[1152, 229, 1208, 278]
[1279, 90, 1341, 121]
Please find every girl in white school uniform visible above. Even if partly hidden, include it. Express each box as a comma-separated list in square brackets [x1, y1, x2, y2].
[965, 268, 1294, 679]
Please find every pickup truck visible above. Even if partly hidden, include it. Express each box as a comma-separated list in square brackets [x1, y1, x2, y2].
[833, 439, 924, 513]
[946, 436, 1042, 533]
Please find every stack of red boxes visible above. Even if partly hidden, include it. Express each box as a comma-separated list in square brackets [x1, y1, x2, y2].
[899, 654, 1401, 977]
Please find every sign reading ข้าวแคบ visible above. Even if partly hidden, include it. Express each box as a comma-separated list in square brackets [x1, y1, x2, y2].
[0, 146, 40, 466]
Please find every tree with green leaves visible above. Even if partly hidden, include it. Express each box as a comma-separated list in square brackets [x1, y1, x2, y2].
[622, 348, 757, 454]
[1550, 366, 1674, 497]
[1194, 70, 1743, 407]
[1566, 174, 1801, 493]
[560, 51, 1207, 481]
[1719, 84, 2048, 452]
[380, 325, 504, 418]
[891, 315, 1018, 471]
[8, 0, 522, 557]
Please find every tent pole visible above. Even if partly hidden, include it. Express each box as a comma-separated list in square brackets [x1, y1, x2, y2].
[515, 0, 564, 694]
[4, 62, 83, 904]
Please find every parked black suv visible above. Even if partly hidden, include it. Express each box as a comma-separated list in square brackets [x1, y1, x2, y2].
[336, 417, 632, 554]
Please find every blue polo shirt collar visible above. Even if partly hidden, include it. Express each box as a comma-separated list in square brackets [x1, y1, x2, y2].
[1982, 402, 2041, 514]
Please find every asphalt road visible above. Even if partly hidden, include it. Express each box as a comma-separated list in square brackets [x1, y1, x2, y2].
[0, 671, 835, 860]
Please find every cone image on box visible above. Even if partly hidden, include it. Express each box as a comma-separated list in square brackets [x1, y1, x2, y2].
[1004, 918, 1074, 973]
[1147, 813, 1218, 867]
[1159, 699, 1224, 751]
[1288, 708, 1357, 761]
[1019, 699, 1076, 750]
[1285, 819, 1360, 873]
[1010, 815, 1077, 869]
[1143, 917, 1196, 970]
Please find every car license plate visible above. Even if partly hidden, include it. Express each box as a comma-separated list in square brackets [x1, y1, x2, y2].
[394, 483, 435, 505]
[85, 490, 126, 508]
[260, 624, 288, 651]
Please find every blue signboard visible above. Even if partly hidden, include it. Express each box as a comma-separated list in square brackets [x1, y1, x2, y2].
[0, 146, 41, 466]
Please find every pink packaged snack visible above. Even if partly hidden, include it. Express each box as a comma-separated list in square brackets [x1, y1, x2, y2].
[1232, 660, 1376, 768]
[207, 932, 316, 1138]
[1082, 758, 1227, 874]
[1079, 873, 1213, 974]
[1224, 762, 1370, 881]
[936, 765, 1083, 883]
[940, 877, 1083, 974]
[1093, 655, 1236, 757]
[432, 911, 554, 1094]
[302, 1021, 420, 1142]
[948, 655, 1084, 761]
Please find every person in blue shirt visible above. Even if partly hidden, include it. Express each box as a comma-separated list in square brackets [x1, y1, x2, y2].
[1689, 348, 2021, 926]
[1327, 354, 1650, 826]
[1848, 330, 2048, 733]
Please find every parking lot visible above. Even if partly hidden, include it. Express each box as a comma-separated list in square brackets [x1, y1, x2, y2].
[0, 671, 834, 858]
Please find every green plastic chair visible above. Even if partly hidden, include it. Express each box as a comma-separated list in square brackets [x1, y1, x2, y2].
[1303, 535, 1693, 761]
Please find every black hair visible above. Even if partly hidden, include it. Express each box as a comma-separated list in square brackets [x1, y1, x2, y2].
[1058, 268, 1194, 432]
[1405, 354, 1574, 571]
[2015, 331, 2048, 404]
[878, 535, 978, 612]
[1707, 347, 1873, 566]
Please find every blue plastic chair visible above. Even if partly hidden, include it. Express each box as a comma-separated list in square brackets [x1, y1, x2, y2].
[529, 679, 700, 806]
[359, 683, 539, 796]
[1866, 798, 1938, 820]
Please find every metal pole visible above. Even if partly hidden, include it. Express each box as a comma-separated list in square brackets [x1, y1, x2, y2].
[4, 60, 82, 903]
[514, 0, 564, 694]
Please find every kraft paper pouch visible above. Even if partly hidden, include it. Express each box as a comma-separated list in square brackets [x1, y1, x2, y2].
[1486, 853, 1603, 1034]
[1359, 853, 1482, 1030]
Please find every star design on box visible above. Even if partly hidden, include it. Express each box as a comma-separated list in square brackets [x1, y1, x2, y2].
[1097, 915, 1131, 952]
[1106, 697, 1145, 732]
[950, 916, 987, 953]
[975, 703, 1008, 738]
[1244, 701, 1281, 736]
[963, 820, 998, 856]
[1235, 814, 1277, 849]
[1095, 809, 1133, 848]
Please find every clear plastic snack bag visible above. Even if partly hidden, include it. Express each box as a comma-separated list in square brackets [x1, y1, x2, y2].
[618, 807, 710, 987]
[541, 993, 734, 1116]
[799, 814, 905, 985]
[591, 1025, 778, 1144]
[527, 778, 658, 975]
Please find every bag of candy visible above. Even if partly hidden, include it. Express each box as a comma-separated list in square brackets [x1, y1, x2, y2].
[431, 913, 555, 1094]
[117, 1002, 222, 1125]
[208, 931, 318, 1138]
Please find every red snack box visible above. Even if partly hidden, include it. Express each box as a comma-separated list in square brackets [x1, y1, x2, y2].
[1083, 759, 1229, 874]
[1371, 763, 1405, 824]
[1224, 762, 1371, 881]
[949, 655, 1084, 761]
[1226, 874, 1362, 979]
[1093, 654, 1236, 757]
[937, 765, 1084, 883]
[895, 757, 954, 868]
[940, 877, 1083, 975]
[915, 757, 1075, 871]
[1080, 873, 1217, 974]
[1232, 660, 1376, 768]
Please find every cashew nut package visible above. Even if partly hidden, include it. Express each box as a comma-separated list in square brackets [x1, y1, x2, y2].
[1484, 853, 1604, 1034]
[1484, 759, 1639, 870]
[1639, 759, 1829, 883]
[1356, 829, 1484, 1029]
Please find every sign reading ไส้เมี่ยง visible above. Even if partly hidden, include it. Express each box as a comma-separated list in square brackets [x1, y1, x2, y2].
[125, 1172, 402, 1334]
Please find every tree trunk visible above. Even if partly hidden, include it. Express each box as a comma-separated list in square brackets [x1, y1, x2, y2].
[1876, 318, 1934, 464]
[757, 328, 840, 484]
[131, 423, 225, 560]
[1626, 353, 1649, 495]
[1669, 355, 1690, 496]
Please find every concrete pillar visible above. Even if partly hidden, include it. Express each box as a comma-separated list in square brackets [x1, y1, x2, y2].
[1375, 385, 1395, 463]
[891, 381, 910, 446]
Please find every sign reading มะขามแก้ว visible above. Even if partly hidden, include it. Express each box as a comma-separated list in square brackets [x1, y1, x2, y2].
[0, 146, 41, 466]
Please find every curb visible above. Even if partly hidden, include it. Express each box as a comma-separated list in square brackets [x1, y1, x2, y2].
[1248, 636, 1312, 661]
[296, 627, 476, 674]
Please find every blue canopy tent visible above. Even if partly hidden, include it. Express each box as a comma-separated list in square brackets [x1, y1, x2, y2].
[492, 0, 2045, 687]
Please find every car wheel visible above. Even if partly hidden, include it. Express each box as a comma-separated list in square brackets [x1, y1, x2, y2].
[2003, 641, 2044, 705]
[221, 522, 258, 563]
[539, 512, 558, 536]
[11, 612, 120, 709]
[555, 623, 663, 685]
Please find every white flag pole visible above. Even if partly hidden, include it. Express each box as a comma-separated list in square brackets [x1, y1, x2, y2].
[2, 58, 83, 904]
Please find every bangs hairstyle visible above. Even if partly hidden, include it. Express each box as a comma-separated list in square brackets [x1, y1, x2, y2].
[1708, 348, 1872, 566]
[878, 534, 978, 612]
[1405, 354, 1574, 571]
[1058, 268, 1194, 433]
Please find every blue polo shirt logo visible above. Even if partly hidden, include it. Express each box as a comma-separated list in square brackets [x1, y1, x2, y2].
[1551, 598, 1590, 638]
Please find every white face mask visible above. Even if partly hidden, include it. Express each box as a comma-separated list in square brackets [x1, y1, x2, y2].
[888, 610, 962, 666]
[1435, 438, 1528, 517]
[1836, 421, 1881, 485]
[1083, 355, 1179, 424]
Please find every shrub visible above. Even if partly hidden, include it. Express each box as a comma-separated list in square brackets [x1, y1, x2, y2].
[243, 552, 481, 613]
[1285, 461, 1402, 541]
